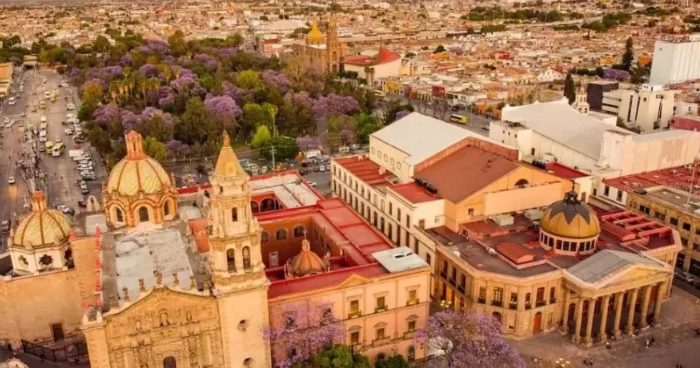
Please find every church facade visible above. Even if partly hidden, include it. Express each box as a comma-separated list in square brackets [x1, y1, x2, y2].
[293, 19, 345, 75]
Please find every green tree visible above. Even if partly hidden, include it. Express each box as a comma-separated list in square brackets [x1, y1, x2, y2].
[82, 80, 104, 109]
[93, 35, 111, 53]
[375, 355, 409, 368]
[168, 30, 188, 56]
[564, 73, 576, 104]
[595, 66, 605, 78]
[251, 125, 272, 148]
[312, 345, 371, 368]
[384, 100, 414, 125]
[261, 135, 298, 162]
[241, 102, 273, 136]
[353, 113, 381, 143]
[77, 104, 93, 121]
[175, 97, 210, 145]
[236, 69, 262, 90]
[621, 37, 634, 71]
[143, 136, 166, 161]
[433, 45, 446, 53]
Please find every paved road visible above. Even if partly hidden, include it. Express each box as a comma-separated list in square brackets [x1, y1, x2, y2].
[0, 70, 106, 252]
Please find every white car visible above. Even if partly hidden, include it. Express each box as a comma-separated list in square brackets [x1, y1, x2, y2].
[8, 176, 15, 184]
[66, 113, 75, 120]
[55, 137, 62, 143]
[64, 129, 73, 135]
[39, 137, 47, 143]
[3, 117, 9, 123]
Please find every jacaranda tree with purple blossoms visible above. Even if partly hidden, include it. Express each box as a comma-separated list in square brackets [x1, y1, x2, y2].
[415, 310, 524, 368]
[265, 301, 345, 368]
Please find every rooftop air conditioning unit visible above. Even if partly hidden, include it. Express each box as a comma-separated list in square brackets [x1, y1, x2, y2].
[542, 153, 556, 163]
[493, 214, 515, 226]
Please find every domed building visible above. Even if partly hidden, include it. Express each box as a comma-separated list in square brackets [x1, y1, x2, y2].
[103, 131, 178, 229]
[284, 235, 330, 279]
[539, 189, 601, 256]
[9, 191, 73, 275]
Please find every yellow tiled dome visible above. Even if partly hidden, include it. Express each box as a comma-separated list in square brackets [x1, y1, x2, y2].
[307, 21, 324, 43]
[540, 190, 600, 239]
[12, 192, 71, 249]
[107, 131, 171, 197]
[286, 237, 330, 279]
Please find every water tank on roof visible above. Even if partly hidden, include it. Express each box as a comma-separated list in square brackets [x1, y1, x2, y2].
[524, 209, 543, 221]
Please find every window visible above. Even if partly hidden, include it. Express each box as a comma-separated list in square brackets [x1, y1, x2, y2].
[163, 201, 170, 216]
[261, 231, 269, 243]
[376, 327, 385, 340]
[616, 190, 623, 202]
[350, 300, 360, 314]
[242, 247, 251, 270]
[276, 229, 287, 240]
[322, 307, 333, 322]
[138, 206, 149, 222]
[604, 185, 610, 196]
[115, 208, 123, 222]
[478, 287, 486, 303]
[231, 207, 238, 221]
[407, 346, 415, 362]
[293, 226, 305, 237]
[397, 208, 401, 222]
[285, 315, 296, 328]
[408, 289, 417, 304]
[227, 249, 236, 272]
[670, 217, 679, 226]
[376, 296, 386, 312]
[492, 288, 504, 306]
[683, 222, 691, 231]
[550, 287, 556, 303]
[388, 202, 393, 216]
[441, 261, 448, 276]
[536, 287, 545, 306]
[426, 253, 431, 266]
[525, 293, 531, 309]
[509, 292, 518, 309]
[468, 208, 474, 216]
[350, 331, 360, 345]
[459, 274, 466, 291]
[406, 215, 411, 227]
[407, 320, 416, 332]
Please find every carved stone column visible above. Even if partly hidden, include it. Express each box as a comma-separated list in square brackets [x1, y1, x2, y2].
[639, 285, 653, 328]
[626, 288, 639, 336]
[562, 289, 571, 330]
[653, 281, 667, 325]
[584, 298, 596, 346]
[573, 298, 584, 343]
[599, 294, 611, 343]
[613, 291, 624, 338]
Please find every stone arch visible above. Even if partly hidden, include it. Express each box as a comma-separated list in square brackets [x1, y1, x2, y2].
[515, 178, 529, 188]
[227, 248, 236, 272]
[276, 228, 287, 241]
[242, 246, 251, 270]
[251, 200, 260, 214]
[261, 198, 276, 212]
[163, 356, 176, 368]
[293, 225, 305, 238]
[112, 205, 126, 225]
[138, 206, 150, 223]
[492, 312, 502, 325]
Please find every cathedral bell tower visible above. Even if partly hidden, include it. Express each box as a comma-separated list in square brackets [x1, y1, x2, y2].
[208, 131, 272, 368]
[326, 16, 342, 74]
[207, 131, 268, 292]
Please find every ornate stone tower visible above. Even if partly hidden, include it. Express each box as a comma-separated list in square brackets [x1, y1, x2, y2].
[326, 16, 342, 73]
[572, 86, 590, 114]
[207, 131, 272, 368]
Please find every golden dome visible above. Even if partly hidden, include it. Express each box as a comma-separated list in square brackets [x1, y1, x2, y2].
[107, 131, 172, 197]
[540, 190, 600, 239]
[285, 236, 330, 279]
[12, 192, 71, 249]
[307, 21, 324, 43]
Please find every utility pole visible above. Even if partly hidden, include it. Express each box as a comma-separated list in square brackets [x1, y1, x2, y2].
[270, 145, 276, 172]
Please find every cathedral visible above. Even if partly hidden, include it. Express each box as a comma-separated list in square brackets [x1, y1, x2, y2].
[1, 131, 430, 368]
[293, 18, 345, 74]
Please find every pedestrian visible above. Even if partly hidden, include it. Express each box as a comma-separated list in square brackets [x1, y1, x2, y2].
[605, 341, 611, 350]
[650, 336, 656, 347]
[645, 338, 650, 348]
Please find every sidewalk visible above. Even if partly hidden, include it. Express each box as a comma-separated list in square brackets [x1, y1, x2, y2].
[511, 287, 700, 367]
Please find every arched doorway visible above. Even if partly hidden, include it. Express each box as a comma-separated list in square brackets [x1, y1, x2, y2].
[492, 312, 502, 325]
[163, 356, 176, 368]
[261, 198, 276, 212]
[533, 312, 542, 334]
[251, 201, 260, 214]
[567, 303, 576, 330]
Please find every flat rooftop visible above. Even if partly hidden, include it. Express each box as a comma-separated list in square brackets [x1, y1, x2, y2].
[603, 165, 699, 193]
[427, 207, 676, 278]
[389, 182, 439, 204]
[334, 156, 396, 187]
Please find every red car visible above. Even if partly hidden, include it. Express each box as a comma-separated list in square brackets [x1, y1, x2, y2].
[73, 144, 81, 149]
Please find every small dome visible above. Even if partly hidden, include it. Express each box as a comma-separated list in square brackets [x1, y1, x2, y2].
[12, 192, 71, 249]
[540, 190, 600, 239]
[107, 131, 172, 197]
[285, 237, 330, 279]
[306, 21, 324, 43]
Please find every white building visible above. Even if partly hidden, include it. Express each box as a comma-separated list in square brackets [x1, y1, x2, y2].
[496, 99, 700, 195]
[650, 34, 700, 85]
[535, 68, 564, 83]
[601, 84, 676, 132]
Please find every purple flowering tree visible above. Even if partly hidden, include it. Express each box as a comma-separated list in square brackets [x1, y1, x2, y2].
[296, 136, 319, 151]
[415, 310, 525, 368]
[265, 301, 345, 368]
[139, 64, 159, 78]
[603, 68, 629, 81]
[204, 95, 242, 123]
[395, 110, 411, 120]
[93, 104, 121, 130]
[262, 70, 291, 93]
[166, 139, 184, 157]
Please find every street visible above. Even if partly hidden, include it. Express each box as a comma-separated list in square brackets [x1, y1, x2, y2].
[0, 69, 106, 252]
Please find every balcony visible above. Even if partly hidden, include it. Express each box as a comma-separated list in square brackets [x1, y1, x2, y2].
[372, 337, 393, 348]
[536, 300, 546, 308]
[375, 306, 388, 314]
[406, 299, 419, 306]
[477, 298, 486, 304]
[550, 298, 557, 304]
[348, 311, 362, 319]
[491, 300, 503, 307]
[508, 302, 518, 310]
[525, 301, 531, 310]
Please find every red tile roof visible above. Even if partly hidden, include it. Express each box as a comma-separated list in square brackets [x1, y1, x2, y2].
[344, 48, 401, 66]
[334, 156, 395, 187]
[603, 165, 698, 193]
[496, 242, 535, 264]
[545, 163, 589, 180]
[390, 183, 438, 204]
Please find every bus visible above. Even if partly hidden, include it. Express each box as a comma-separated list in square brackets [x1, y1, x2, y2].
[449, 114, 468, 124]
[45, 141, 54, 154]
[52, 143, 65, 157]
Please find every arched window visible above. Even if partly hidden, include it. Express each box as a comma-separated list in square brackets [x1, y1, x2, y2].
[163, 356, 176, 368]
[232, 207, 238, 222]
[163, 201, 170, 216]
[251, 201, 260, 214]
[227, 249, 236, 272]
[293, 226, 305, 238]
[407, 346, 416, 362]
[139, 207, 149, 222]
[243, 247, 251, 270]
[115, 208, 124, 222]
[515, 179, 529, 188]
[261, 231, 269, 243]
[276, 229, 287, 240]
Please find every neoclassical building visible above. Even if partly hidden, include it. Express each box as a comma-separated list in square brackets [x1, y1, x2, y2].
[103, 131, 179, 229]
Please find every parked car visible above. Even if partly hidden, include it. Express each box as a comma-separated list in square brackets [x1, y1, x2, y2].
[8, 176, 15, 184]
[81, 187, 90, 194]
[1, 220, 9, 233]
[674, 271, 696, 284]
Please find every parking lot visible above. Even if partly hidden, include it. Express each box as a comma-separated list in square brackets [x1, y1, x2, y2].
[0, 69, 106, 252]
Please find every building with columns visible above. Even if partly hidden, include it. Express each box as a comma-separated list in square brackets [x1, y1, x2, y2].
[331, 113, 681, 341]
